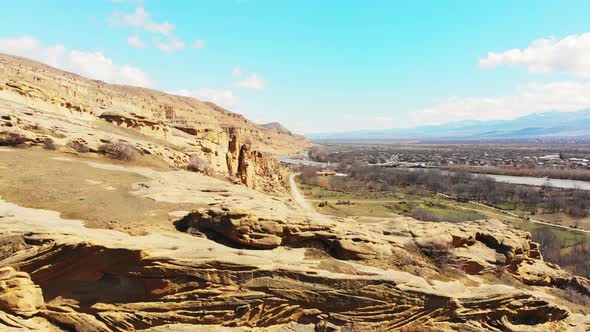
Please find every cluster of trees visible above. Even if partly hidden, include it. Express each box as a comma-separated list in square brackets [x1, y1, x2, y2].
[300, 165, 589, 218]
[308, 147, 329, 162]
[532, 228, 590, 278]
[445, 165, 590, 182]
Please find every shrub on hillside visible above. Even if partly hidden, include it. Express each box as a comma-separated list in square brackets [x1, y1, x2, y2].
[99, 141, 139, 161]
[569, 206, 588, 218]
[42, 138, 56, 150]
[564, 287, 590, 307]
[67, 140, 90, 153]
[418, 240, 454, 268]
[0, 132, 27, 147]
[308, 147, 329, 162]
[187, 155, 214, 175]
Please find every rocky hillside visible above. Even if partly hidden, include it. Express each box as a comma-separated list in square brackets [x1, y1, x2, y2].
[262, 122, 292, 135]
[0, 54, 589, 331]
[0, 54, 310, 190]
[0, 153, 589, 331]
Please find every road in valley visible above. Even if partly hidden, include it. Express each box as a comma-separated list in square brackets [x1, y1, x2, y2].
[289, 173, 315, 212]
[468, 201, 590, 235]
[437, 193, 590, 235]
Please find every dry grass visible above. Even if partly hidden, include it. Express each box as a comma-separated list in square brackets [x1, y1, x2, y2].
[0, 148, 196, 235]
[410, 208, 486, 223]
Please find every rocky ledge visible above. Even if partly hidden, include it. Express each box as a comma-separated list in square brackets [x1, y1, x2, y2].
[1, 197, 589, 331]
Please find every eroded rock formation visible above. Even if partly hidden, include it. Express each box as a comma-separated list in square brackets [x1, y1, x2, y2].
[0, 267, 44, 317]
[0, 54, 309, 190]
[0, 230, 582, 332]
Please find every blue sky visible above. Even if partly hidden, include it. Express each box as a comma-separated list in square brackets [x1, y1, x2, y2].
[2, 1, 590, 134]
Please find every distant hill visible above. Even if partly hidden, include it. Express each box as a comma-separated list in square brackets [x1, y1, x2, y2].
[309, 109, 590, 141]
[262, 122, 292, 135]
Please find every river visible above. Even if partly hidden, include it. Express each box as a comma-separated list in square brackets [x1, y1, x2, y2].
[398, 167, 590, 191]
[277, 151, 339, 167]
[471, 173, 590, 190]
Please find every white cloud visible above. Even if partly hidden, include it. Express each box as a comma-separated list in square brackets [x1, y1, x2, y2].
[114, 6, 175, 36]
[231, 67, 243, 77]
[120, 7, 149, 26]
[127, 35, 145, 48]
[153, 37, 185, 52]
[192, 39, 205, 49]
[235, 74, 266, 90]
[409, 81, 590, 126]
[145, 21, 175, 35]
[0, 35, 153, 87]
[479, 32, 590, 77]
[171, 88, 239, 108]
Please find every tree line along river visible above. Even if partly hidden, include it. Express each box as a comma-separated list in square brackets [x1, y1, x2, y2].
[277, 155, 590, 191]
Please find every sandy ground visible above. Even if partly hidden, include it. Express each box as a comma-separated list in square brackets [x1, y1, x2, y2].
[0, 148, 229, 234]
[0, 147, 310, 236]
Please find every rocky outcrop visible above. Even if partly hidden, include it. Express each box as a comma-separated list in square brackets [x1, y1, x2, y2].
[0, 235, 578, 332]
[174, 208, 385, 259]
[226, 135, 239, 177]
[237, 144, 256, 188]
[175, 209, 590, 302]
[0, 54, 311, 190]
[99, 111, 171, 139]
[0, 267, 44, 317]
[219, 134, 290, 190]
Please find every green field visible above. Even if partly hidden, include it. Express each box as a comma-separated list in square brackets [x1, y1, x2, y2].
[301, 183, 487, 222]
[509, 219, 590, 249]
[300, 181, 590, 248]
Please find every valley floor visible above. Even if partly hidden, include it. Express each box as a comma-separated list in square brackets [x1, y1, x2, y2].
[1, 147, 590, 331]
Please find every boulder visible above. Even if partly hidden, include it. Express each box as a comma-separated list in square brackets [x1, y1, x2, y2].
[0, 267, 44, 317]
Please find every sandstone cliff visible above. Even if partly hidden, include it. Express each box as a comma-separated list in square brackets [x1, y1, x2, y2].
[0, 53, 310, 190]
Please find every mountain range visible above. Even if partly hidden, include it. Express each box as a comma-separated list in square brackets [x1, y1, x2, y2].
[309, 110, 590, 141]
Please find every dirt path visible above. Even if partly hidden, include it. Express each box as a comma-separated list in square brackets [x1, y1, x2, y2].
[308, 199, 424, 203]
[289, 173, 315, 212]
